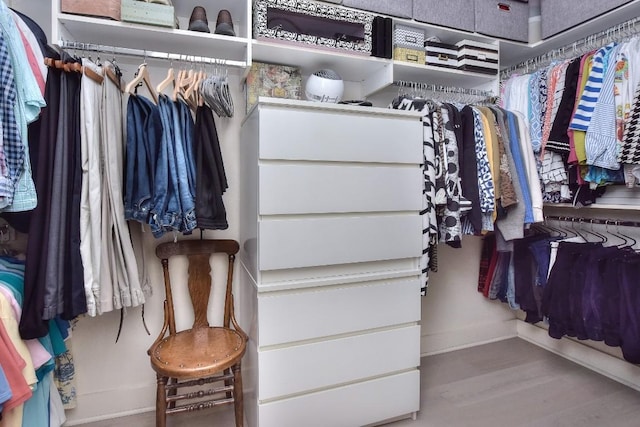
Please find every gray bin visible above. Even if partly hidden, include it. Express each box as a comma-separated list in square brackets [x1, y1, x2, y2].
[413, 0, 475, 33]
[342, 0, 412, 18]
[475, 0, 529, 42]
[541, 0, 631, 39]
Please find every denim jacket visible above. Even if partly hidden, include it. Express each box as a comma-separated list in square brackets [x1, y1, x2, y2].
[124, 95, 162, 224]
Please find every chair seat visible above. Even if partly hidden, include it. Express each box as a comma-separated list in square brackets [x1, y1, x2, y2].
[150, 327, 246, 379]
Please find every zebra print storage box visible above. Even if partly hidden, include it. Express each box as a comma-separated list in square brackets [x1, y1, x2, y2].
[254, 0, 374, 55]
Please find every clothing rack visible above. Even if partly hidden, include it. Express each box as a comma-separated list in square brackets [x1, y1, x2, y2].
[544, 215, 640, 229]
[57, 40, 246, 68]
[393, 80, 494, 98]
[500, 16, 640, 79]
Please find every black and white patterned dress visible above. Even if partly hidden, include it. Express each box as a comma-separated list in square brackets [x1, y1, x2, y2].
[391, 96, 438, 295]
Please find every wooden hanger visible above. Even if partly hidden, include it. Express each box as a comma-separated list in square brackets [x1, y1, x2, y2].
[156, 67, 175, 95]
[183, 69, 204, 107]
[124, 63, 159, 103]
[172, 68, 185, 101]
[104, 66, 124, 92]
[83, 64, 104, 84]
[44, 56, 104, 84]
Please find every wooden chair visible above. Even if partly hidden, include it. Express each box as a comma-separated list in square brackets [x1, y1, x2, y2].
[149, 239, 247, 427]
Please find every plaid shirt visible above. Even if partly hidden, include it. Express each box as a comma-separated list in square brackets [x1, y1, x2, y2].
[0, 32, 21, 207]
[0, 1, 45, 212]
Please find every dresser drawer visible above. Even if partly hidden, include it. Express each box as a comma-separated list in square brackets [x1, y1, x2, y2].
[258, 214, 421, 271]
[257, 106, 422, 164]
[259, 163, 422, 215]
[258, 325, 420, 400]
[257, 277, 420, 346]
[258, 370, 420, 427]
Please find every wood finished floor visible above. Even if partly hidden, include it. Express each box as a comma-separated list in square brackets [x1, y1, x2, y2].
[78, 338, 640, 427]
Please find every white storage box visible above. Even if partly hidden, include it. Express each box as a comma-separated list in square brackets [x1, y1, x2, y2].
[425, 41, 458, 69]
[456, 39, 498, 74]
[394, 24, 424, 49]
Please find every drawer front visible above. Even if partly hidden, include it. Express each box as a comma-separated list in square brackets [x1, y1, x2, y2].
[414, 0, 475, 32]
[258, 325, 420, 400]
[541, 0, 631, 39]
[258, 214, 422, 271]
[342, 0, 412, 18]
[258, 107, 422, 164]
[258, 370, 420, 427]
[258, 277, 420, 346]
[259, 164, 422, 215]
[475, 0, 529, 42]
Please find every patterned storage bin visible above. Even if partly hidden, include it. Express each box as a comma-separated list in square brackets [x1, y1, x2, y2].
[456, 39, 499, 74]
[253, 0, 374, 56]
[245, 61, 302, 113]
[425, 41, 458, 69]
[393, 45, 425, 65]
[120, 0, 176, 28]
[394, 24, 425, 49]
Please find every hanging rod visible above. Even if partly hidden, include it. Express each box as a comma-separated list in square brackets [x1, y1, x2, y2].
[500, 16, 640, 79]
[393, 80, 494, 98]
[545, 215, 640, 229]
[57, 40, 247, 68]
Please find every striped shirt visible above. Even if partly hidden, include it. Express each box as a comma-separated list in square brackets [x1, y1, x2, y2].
[585, 44, 621, 170]
[570, 43, 616, 131]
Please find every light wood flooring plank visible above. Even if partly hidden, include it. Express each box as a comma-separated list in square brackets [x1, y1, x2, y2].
[79, 338, 640, 427]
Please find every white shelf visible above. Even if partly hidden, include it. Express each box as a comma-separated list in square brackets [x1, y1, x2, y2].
[392, 62, 496, 90]
[252, 39, 390, 82]
[252, 39, 497, 96]
[57, 13, 250, 64]
[544, 203, 640, 211]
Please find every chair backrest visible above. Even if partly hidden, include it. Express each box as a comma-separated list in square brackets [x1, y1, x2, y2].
[155, 239, 240, 336]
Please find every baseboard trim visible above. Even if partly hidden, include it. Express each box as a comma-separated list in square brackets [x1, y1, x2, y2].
[420, 318, 518, 357]
[516, 320, 640, 392]
[64, 406, 155, 426]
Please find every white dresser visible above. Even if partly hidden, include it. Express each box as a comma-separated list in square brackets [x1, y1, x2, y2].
[238, 98, 423, 427]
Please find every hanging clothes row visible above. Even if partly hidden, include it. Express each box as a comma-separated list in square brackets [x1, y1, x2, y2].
[389, 84, 543, 294]
[502, 33, 640, 204]
[478, 216, 640, 364]
[0, 2, 80, 425]
[0, 253, 75, 427]
[123, 59, 232, 237]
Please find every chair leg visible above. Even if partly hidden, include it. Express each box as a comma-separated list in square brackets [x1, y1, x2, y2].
[156, 375, 168, 427]
[232, 363, 244, 427]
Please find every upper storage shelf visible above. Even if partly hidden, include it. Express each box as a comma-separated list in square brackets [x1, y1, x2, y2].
[250, 0, 500, 96]
[53, 0, 252, 65]
[499, 0, 640, 68]
[252, 39, 497, 96]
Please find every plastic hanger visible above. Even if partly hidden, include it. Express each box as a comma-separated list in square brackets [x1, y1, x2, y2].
[587, 219, 608, 243]
[616, 221, 637, 250]
[605, 220, 629, 248]
[125, 62, 158, 103]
